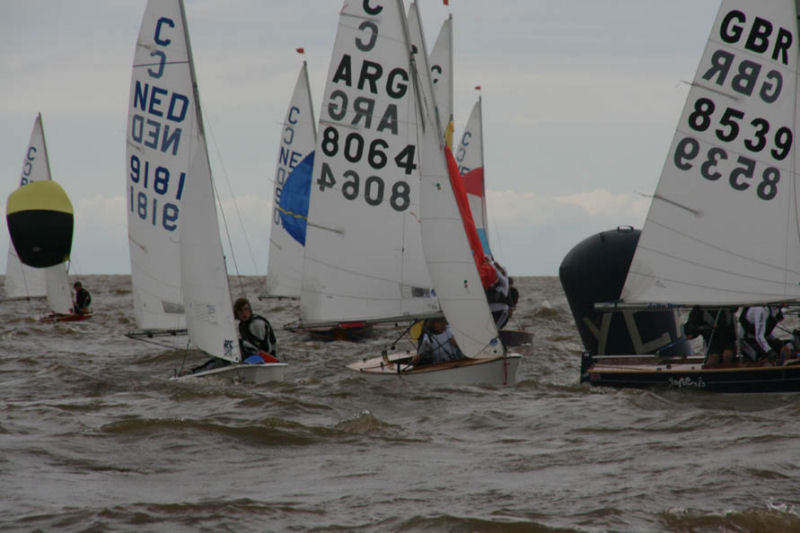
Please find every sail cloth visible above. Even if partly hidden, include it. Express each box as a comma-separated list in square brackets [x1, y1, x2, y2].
[6, 180, 73, 268]
[455, 97, 493, 257]
[126, 0, 191, 331]
[300, 0, 438, 326]
[266, 61, 317, 298]
[622, 1, 800, 306]
[429, 14, 454, 148]
[5, 114, 51, 298]
[412, 2, 502, 359]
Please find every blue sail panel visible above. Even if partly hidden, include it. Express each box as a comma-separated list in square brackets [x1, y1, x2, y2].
[277, 151, 314, 246]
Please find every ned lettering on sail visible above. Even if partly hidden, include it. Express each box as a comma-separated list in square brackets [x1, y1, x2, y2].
[316, 0, 417, 213]
[128, 13, 189, 233]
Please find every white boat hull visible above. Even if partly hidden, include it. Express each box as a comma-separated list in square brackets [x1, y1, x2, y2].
[172, 363, 287, 385]
[347, 352, 521, 385]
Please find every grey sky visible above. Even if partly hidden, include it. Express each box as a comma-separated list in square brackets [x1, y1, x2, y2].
[1, 0, 720, 276]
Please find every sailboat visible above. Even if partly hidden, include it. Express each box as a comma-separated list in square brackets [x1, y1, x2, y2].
[577, 0, 800, 393]
[454, 92, 532, 347]
[5, 114, 88, 322]
[265, 56, 316, 299]
[266, 55, 371, 342]
[127, 0, 285, 384]
[303, 0, 519, 384]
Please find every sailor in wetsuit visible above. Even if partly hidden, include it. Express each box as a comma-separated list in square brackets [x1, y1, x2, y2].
[233, 297, 277, 359]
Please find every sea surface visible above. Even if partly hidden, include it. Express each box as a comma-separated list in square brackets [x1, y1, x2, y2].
[2, 275, 799, 532]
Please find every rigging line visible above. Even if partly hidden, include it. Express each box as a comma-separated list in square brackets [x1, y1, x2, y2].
[211, 173, 245, 295]
[203, 109, 260, 279]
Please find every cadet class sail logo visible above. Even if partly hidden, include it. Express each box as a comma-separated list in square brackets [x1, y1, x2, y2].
[128, 14, 189, 233]
[673, 9, 794, 202]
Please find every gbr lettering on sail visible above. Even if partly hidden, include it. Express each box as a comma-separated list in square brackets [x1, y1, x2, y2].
[316, 0, 418, 212]
[672, 7, 795, 201]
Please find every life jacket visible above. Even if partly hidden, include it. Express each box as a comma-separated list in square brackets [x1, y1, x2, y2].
[506, 286, 519, 308]
[76, 288, 91, 308]
[239, 314, 277, 355]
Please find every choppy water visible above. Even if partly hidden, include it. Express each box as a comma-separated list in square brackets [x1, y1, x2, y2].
[2, 275, 800, 532]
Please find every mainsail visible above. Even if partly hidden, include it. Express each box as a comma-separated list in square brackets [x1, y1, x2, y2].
[455, 95, 492, 257]
[429, 14, 454, 148]
[299, 0, 438, 326]
[126, 0, 190, 331]
[265, 60, 317, 298]
[621, 1, 800, 306]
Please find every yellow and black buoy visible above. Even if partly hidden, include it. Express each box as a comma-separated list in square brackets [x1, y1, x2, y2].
[6, 180, 74, 268]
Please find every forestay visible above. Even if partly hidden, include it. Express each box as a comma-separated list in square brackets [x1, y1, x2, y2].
[126, 0, 189, 331]
[300, 0, 438, 326]
[455, 96, 492, 257]
[412, 5, 502, 360]
[266, 61, 317, 298]
[429, 14, 454, 148]
[622, 1, 800, 306]
[5, 115, 49, 299]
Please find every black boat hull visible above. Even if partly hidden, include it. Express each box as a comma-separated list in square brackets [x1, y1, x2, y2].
[581, 353, 800, 393]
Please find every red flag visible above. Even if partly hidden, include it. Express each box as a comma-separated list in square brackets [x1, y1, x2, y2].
[443, 0, 449, 4]
[296, 47, 305, 54]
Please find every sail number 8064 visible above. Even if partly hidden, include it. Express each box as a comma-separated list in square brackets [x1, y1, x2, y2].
[318, 126, 416, 212]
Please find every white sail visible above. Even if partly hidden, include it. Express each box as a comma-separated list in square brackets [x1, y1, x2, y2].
[429, 14, 454, 148]
[44, 264, 73, 315]
[5, 114, 49, 299]
[622, 1, 800, 306]
[126, 0, 189, 331]
[265, 61, 317, 298]
[127, 0, 240, 361]
[300, 0, 438, 326]
[455, 96, 492, 257]
[411, 4, 502, 360]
